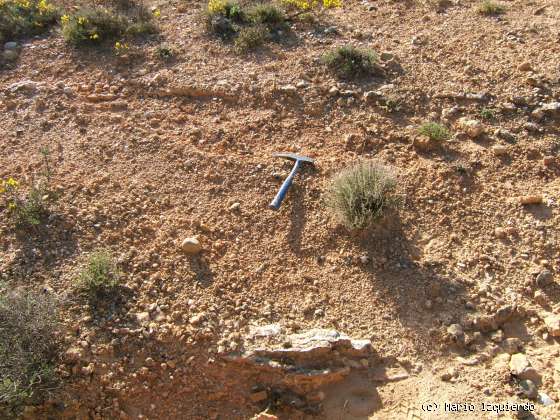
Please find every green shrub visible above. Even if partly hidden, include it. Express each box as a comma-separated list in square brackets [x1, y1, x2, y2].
[61, 5, 156, 46]
[418, 122, 450, 141]
[0, 289, 60, 416]
[156, 44, 174, 60]
[204, 1, 246, 38]
[125, 4, 157, 36]
[61, 8, 127, 46]
[326, 161, 398, 230]
[234, 25, 268, 53]
[322, 45, 380, 79]
[247, 3, 285, 28]
[77, 250, 120, 303]
[0, 0, 59, 43]
[479, 107, 494, 120]
[478, 0, 505, 15]
[1, 178, 50, 229]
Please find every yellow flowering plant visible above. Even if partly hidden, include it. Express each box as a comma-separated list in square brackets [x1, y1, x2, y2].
[0, 0, 59, 40]
[282, 0, 341, 9]
[114, 41, 129, 55]
[1, 149, 55, 228]
[61, 5, 157, 47]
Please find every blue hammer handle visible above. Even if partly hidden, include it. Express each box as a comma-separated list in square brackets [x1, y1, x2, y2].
[270, 160, 302, 210]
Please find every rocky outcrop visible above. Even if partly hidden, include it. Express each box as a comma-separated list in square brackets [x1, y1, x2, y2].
[227, 328, 374, 395]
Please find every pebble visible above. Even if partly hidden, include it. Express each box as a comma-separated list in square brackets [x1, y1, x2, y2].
[280, 85, 297, 94]
[447, 324, 464, 342]
[249, 390, 268, 402]
[518, 62, 533, 72]
[135, 312, 151, 323]
[543, 156, 555, 166]
[544, 314, 560, 337]
[495, 128, 516, 142]
[501, 337, 522, 354]
[3, 50, 19, 61]
[458, 118, 484, 138]
[519, 195, 543, 205]
[328, 86, 339, 96]
[363, 90, 381, 103]
[495, 227, 507, 239]
[181, 237, 202, 254]
[509, 353, 530, 376]
[229, 202, 240, 211]
[380, 52, 394, 61]
[189, 313, 205, 325]
[538, 392, 554, 406]
[4, 41, 18, 50]
[519, 379, 538, 400]
[492, 145, 508, 156]
[359, 255, 369, 265]
[535, 269, 553, 287]
[524, 122, 541, 132]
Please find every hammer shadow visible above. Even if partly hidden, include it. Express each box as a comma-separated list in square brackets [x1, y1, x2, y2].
[287, 184, 307, 254]
[346, 214, 471, 360]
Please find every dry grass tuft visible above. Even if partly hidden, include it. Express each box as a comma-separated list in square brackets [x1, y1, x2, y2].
[77, 250, 120, 304]
[0, 288, 60, 415]
[418, 122, 450, 141]
[326, 161, 399, 230]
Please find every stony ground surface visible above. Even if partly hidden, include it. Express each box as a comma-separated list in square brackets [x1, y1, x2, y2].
[1, 0, 560, 419]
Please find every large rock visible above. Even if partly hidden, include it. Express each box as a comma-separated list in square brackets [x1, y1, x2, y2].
[458, 118, 484, 138]
[544, 314, 560, 337]
[510, 353, 530, 376]
[228, 328, 374, 394]
[3, 50, 18, 61]
[6, 80, 41, 94]
[510, 353, 541, 383]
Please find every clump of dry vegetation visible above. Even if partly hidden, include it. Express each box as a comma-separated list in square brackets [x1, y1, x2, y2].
[326, 161, 399, 230]
[322, 45, 380, 79]
[1, 148, 55, 229]
[61, 3, 156, 47]
[234, 25, 268, 53]
[204, 0, 286, 52]
[0, 287, 60, 416]
[478, 0, 505, 15]
[77, 250, 121, 304]
[247, 3, 286, 28]
[0, 0, 59, 43]
[418, 122, 450, 141]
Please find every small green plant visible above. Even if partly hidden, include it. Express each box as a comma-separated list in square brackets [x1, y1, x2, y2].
[478, 0, 505, 15]
[0, 0, 59, 43]
[1, 148, 56, 229]
[479, 107, 494, 120]
[322, 45, 380, 79]
[77, 250, 120, 303]
[234, 25, 268, 53]
[1, 178, 49, 228]
[204, 0, 247, 38]
[247, 3, 286, 28]
[418, 122, 450, 141]
[61, 5, 156, 46]
[383, 97, 402, 113]
[0, 289, 60, 416]
[61, 7, 127, 45]
[282, 0, 342, 11]
[326, 161, 399, 230]
[156, 44, 174, 60]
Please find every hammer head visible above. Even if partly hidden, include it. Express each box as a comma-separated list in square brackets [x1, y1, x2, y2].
[273, 152, 314, 164]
